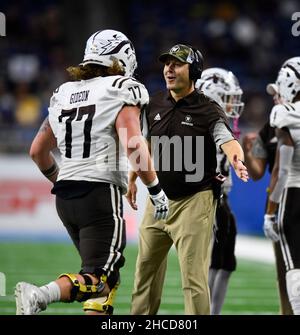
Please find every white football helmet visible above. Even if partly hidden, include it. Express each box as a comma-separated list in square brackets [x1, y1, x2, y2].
[81, 29, 137, 77]
[196, 67, 244, 118]
[275, 57, 300, 103]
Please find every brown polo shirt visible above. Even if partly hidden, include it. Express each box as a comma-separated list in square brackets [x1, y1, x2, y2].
[145, 89, 233, 199]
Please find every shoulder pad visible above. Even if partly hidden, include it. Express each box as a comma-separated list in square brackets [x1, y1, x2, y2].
[49, 82, 68, 107]
[111, 76, 144, 89]
[270, 104, 288, 128]
[52, 81, 70, 95]
[114, 76, 149, 107]
[270, 104, 294, 129]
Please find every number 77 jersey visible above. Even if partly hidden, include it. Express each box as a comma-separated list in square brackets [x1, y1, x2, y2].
[48, 75, 149, 193]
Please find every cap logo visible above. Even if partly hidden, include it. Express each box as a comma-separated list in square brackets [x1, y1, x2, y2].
[170, 45, 180, 53]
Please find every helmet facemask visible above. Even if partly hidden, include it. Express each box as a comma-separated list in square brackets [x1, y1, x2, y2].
[197, 68, 244, 118]
[221, 92, 244, 118]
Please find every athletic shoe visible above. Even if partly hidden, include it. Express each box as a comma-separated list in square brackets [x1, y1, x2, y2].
[15, 282, 47, 315]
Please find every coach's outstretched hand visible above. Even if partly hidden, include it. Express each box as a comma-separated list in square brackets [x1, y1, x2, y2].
[232, 155, 249, 182]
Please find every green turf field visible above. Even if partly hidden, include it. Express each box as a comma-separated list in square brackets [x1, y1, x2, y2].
[0, 242, 279, 315]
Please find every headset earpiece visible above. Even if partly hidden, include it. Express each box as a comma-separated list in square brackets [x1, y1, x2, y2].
[189, 48, 204, 82]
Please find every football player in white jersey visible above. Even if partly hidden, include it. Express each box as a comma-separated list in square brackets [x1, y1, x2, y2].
[264, 57, 300, 314]
[15, 29, 169, 315]
[196, 67, 244, 314]
[243, 86, 293, 315]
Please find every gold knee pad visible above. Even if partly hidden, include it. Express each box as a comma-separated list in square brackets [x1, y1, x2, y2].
[83, 281, 119, 315]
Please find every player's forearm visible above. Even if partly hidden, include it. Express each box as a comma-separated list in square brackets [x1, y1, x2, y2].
[266, 151, 279, 213]
[266, 179, 279, 214]
[30, 117, 59, 183]
[128, 170, 138, 183]
[266, 164, 279, 214]
[116, 107, 157, 186]
[267, 145, 294, 213]
[266, 198, 278, 215]
[136, 170, 157, 186]
[119, 131, 157, 185]
[126, 140, 157, 185]
[30, 151, 59, 183]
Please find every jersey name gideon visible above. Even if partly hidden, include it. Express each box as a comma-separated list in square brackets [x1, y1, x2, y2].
[70, 90, 90, 104]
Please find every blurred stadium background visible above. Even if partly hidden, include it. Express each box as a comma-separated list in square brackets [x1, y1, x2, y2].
[0, 0, 299, 315]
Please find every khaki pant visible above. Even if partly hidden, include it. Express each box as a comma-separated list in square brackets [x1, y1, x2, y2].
[131, 190, 216, 315]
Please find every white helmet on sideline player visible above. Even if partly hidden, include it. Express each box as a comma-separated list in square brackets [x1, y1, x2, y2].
[196, 67, 244, 118]
[81, 29, 137, 77]
[274, 57, 300, 103]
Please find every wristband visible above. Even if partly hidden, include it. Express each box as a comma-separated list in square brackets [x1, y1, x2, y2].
[41, 162, 59, 178]
[147, 177, 162, 196]
[147, 177, 159, 188]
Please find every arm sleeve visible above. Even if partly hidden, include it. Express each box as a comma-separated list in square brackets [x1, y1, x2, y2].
[207, 99, 235, 148]
[269, 145, 294, 203]
[252, 135, 268, 159]
[211, 120, 235, 149]
[270, 104, 288, 129]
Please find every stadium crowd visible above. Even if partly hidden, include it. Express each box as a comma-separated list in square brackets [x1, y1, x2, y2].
[0, 0, 299, 151]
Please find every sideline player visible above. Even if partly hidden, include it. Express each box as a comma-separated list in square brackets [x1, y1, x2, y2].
[264, 57, 300, 315]
[196, 67, 244, 314]
[243, 85, 293, 315]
